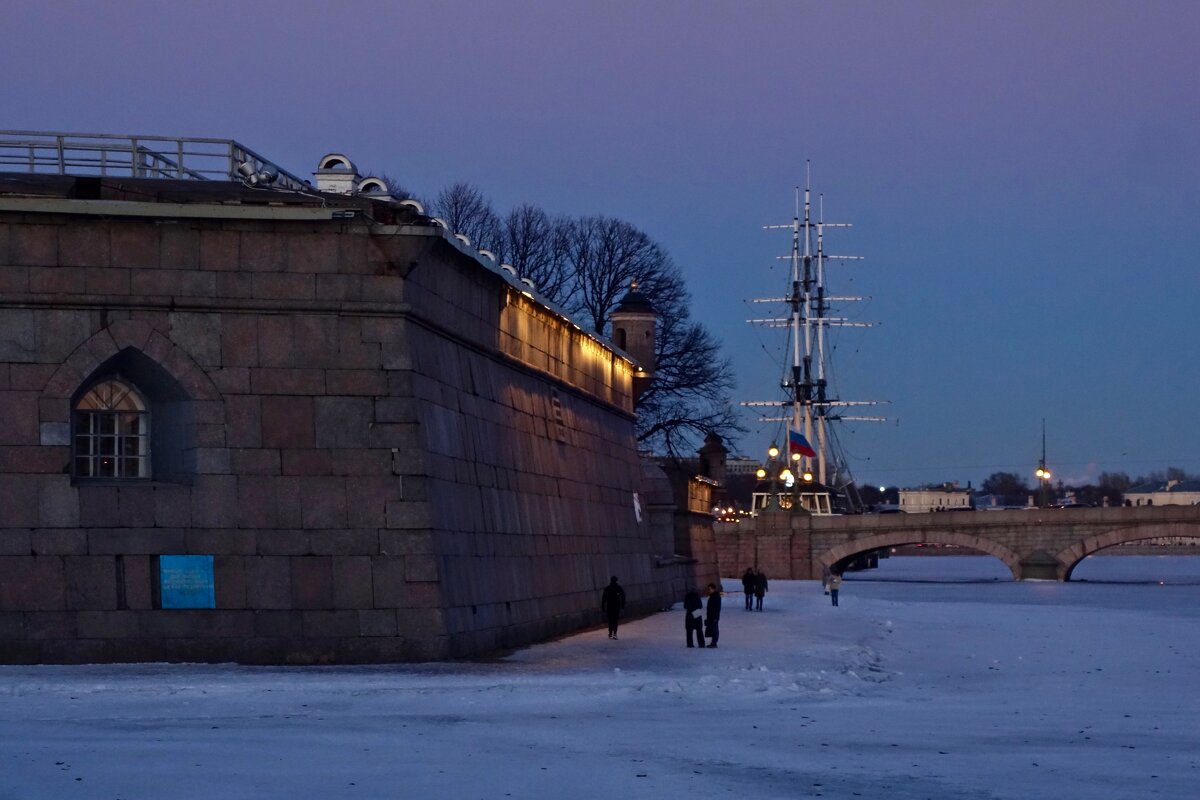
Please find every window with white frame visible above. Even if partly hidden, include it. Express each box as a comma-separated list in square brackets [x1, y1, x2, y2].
[73, 379, 150, 479]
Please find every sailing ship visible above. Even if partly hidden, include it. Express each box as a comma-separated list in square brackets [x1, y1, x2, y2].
[743, 165, 887, 515]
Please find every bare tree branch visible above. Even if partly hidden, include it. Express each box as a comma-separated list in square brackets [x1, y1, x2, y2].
[501, 205, 573, 304]
[431, 182, 502, 253]
[635, 314, 745, 456]
[566, 216, 668, 335]
[375, 172, 417, 202]
[398, 180, 744, 456]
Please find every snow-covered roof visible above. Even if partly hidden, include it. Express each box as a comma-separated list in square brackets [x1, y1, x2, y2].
[1126, 479, 1200, 494]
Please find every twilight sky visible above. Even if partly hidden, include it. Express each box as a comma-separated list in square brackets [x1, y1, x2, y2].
[4, 0, 1198, 489]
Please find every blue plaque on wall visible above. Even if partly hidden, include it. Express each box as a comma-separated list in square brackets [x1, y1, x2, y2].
[159, 555, 215, 609]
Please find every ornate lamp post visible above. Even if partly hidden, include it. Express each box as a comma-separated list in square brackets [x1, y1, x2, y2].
[756, 444, 789, 512]
[1035, 464, 1052, 508]
[1035, 419, 1051, 508]
[779, 446, 816, 513]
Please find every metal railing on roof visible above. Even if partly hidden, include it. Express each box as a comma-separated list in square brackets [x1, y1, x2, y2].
[0, 130, 310, 191]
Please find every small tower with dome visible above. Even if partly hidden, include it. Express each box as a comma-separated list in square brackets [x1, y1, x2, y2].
[610, 281, 656, 406]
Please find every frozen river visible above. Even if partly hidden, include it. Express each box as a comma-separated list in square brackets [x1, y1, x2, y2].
[2, 555, 1197, 799]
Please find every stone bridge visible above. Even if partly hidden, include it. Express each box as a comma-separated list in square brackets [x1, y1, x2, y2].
[714, 504, 1200, 581]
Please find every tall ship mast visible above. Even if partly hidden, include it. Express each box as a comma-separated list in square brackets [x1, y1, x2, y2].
[743, 165, 887, 514]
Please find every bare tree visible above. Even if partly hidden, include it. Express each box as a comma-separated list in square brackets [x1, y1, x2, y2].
[375, 172, 417, 202]
[981, 472, 1030, 498]
[635, 310, 743, 455]
[1098, 471, 1132, 493]
[501, 204, 573, 304]
[415, 185, 743, 455]
[566, 216, 670, 335]
[634, 266, 741, 452]
[1132, 466, 1195, 485]
[431, 181, 502, 253]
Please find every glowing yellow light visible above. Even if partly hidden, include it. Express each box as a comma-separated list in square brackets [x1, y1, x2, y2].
[803, 471, 814, 482]
[791, 452, 801, 462]
[780, 469, 793, 482]
[755, 468, 766, 479]
[767, 445, 780, 459]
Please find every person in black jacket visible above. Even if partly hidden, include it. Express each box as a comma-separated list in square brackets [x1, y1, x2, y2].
[705, 583, 722, 647]
[741, 568, 755, 610]
[754, 569, 768, 611]
[683, 587, 705, 648]
[601, 576, 626, 639]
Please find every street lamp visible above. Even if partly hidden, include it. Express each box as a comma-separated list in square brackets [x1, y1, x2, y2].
[1035, 419, 1051, 508]
[759, 443, 787, 512]
[1035, 465, 1052, 508]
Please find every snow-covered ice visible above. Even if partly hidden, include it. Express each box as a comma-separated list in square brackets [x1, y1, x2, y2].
[2, 555, 1197, 799]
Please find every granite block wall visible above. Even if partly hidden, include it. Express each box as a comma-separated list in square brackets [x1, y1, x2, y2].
[0, 191, 692, 664]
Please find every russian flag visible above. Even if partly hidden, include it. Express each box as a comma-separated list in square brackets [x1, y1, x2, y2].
[789, 428, 817, 458]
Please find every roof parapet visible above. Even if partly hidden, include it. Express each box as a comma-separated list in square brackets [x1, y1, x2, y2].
[0, 130, 310, 191]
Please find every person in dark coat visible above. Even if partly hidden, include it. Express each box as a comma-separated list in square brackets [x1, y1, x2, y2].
[683, 587, 705, 647]
[741, 568, 755, 610]
[705, 583, 722, 647]
[754, 569, 768, 611]
[601, 576, 626, 639]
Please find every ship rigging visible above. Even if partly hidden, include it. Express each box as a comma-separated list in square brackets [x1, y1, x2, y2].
[743, 165, 887, 514]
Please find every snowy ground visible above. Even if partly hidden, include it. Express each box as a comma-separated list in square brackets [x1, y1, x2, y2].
[2, 555, 1198, 800]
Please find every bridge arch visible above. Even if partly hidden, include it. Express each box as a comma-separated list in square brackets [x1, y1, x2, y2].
[817, 531, 1022, 581]
[1056, 522, 1200, 580]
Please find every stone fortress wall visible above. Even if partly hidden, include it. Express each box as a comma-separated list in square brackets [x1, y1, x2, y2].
[0, 175, 705, 664]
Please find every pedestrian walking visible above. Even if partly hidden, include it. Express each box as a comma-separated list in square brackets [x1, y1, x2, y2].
[754, 569, 768, 611]
[601, 576, 626, 638]
[828, 572, 842, 607]
[705, 583, 722, 647]
[683, 587, 705, 648]
[741, 568, 755, 610]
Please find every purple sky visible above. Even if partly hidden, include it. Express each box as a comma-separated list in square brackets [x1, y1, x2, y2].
[5, 0, 1198, 488]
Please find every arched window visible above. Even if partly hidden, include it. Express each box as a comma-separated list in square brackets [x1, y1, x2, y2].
[73, 379, 150, 479]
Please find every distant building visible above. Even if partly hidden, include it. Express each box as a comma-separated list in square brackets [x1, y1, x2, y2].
[899, 482, 974, 513]
[973, 493, 1033, 510]
[725, 457, 763, 476]
[1124, 479, 1200, 507]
